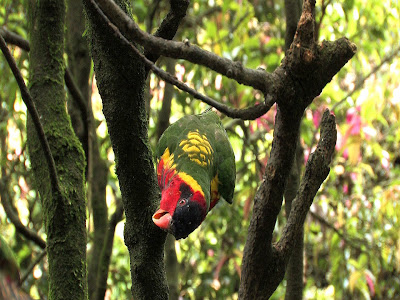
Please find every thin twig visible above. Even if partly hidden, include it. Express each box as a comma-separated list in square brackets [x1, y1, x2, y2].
[211, 11, 251, 46]
[89, 0, 275, 119]
[331, 44, 400, 112]
[93, 200, 124, 300]
[144, 0, 190, 72]
[307, 44, 400, 153]
[309, 211, 368, 253]
[20, 249, 47, 284]
[315, 0, 333, 40]
[1, 28, 89, 134]
[64, 69, 89, 124]
[0, 35, 62, 198]
[145, 0, 162, 33]
[0, 180, 46, 249]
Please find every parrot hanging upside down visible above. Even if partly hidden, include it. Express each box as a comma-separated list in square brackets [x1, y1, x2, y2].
[152, 111, 236, 239]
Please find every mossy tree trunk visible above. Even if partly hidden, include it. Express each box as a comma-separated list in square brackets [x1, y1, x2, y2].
[65, 1, 110, 299]
[83, 0, 169, 299]
[27, 0, 87, 299]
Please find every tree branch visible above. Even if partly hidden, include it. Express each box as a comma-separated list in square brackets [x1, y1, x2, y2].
[0, 27, 30, 51]
[0, 35, 62, 199]
[0, 180, 46, 249]
[64, 68, 90, 143]
[283, 1, 304, 298]
[93, 0, 271, 93]
[94, 201, 124, 300]
[144, 0, 190, 65]
[309, 211, 366, 253]
[331, 44, 400, 112]
[277, 109, 336, 257]
[239, 0, 356, 297]
[88, 0, 275, 120]
[0, 28, 90, 140]
[83, 0, 169, 298]
[92, 0, 355, 120]
[20, 249, 47, 284]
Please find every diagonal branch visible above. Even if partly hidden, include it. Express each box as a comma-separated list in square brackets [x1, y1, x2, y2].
[93, 0, 271, 94]
[144, 0, 190, 65]
[94, 201, 124, 300]
[332, 44, 400, 112]
[1, 28, 89, 137]
[0, 28, 30, 50]
[20, 249, 47, 284]
[0, 180, 46, 249]
[0, 35, 62, 199]
[88, 0, 275, 120]
[277, 109, 337, 258]
[310, 211, 369, 253]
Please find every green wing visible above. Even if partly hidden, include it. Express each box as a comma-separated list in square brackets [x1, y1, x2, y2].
[204, 114, 236, 204]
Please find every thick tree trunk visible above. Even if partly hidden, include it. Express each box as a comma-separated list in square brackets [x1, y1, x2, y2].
[27, 0, 87, 299]
[83, 1, 169, 299]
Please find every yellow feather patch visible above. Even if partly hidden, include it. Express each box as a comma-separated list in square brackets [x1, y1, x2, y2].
[179, 131, 214, 167]
[210, 173, 220, 209]
[187, 145, 201, 153]
[198, 145, 211, 156]
[179, 172, 205, 197]
[160, 148, 175, 169]
[211, 173, 220, 197]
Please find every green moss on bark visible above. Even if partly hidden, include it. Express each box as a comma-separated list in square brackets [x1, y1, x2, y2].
[27, 0, 87, 299]
[83, 0, 169, 299]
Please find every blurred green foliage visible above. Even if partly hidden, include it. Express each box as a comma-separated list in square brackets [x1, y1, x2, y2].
[1, 0, 399, 299]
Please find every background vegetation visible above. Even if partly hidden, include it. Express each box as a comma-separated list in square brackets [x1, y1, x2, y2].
[0, 0, 399, 299]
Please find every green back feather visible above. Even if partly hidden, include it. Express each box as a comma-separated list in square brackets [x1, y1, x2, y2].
[156, 111, 236, 205]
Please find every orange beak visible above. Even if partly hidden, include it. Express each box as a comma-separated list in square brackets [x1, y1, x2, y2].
[152, 209, 171, 230]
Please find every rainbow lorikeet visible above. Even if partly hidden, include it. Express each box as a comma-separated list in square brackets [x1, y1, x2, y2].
[152, 111, 236, 239]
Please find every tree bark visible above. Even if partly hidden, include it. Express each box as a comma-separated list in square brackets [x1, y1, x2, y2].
[285, 0, 303, 52]
[65, 2, 110, 299]
[27, 0, 87, 299]
[83, 1, 169, 299]
[94, 203, 124, 300]
[284, 140, 304, 300]
[283, 1, 304, 299]
[239, 1, 355, 298]
[66, 0, 91, 153]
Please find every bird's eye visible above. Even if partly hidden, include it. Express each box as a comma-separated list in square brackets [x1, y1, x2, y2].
[178, 199, 187, 206]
